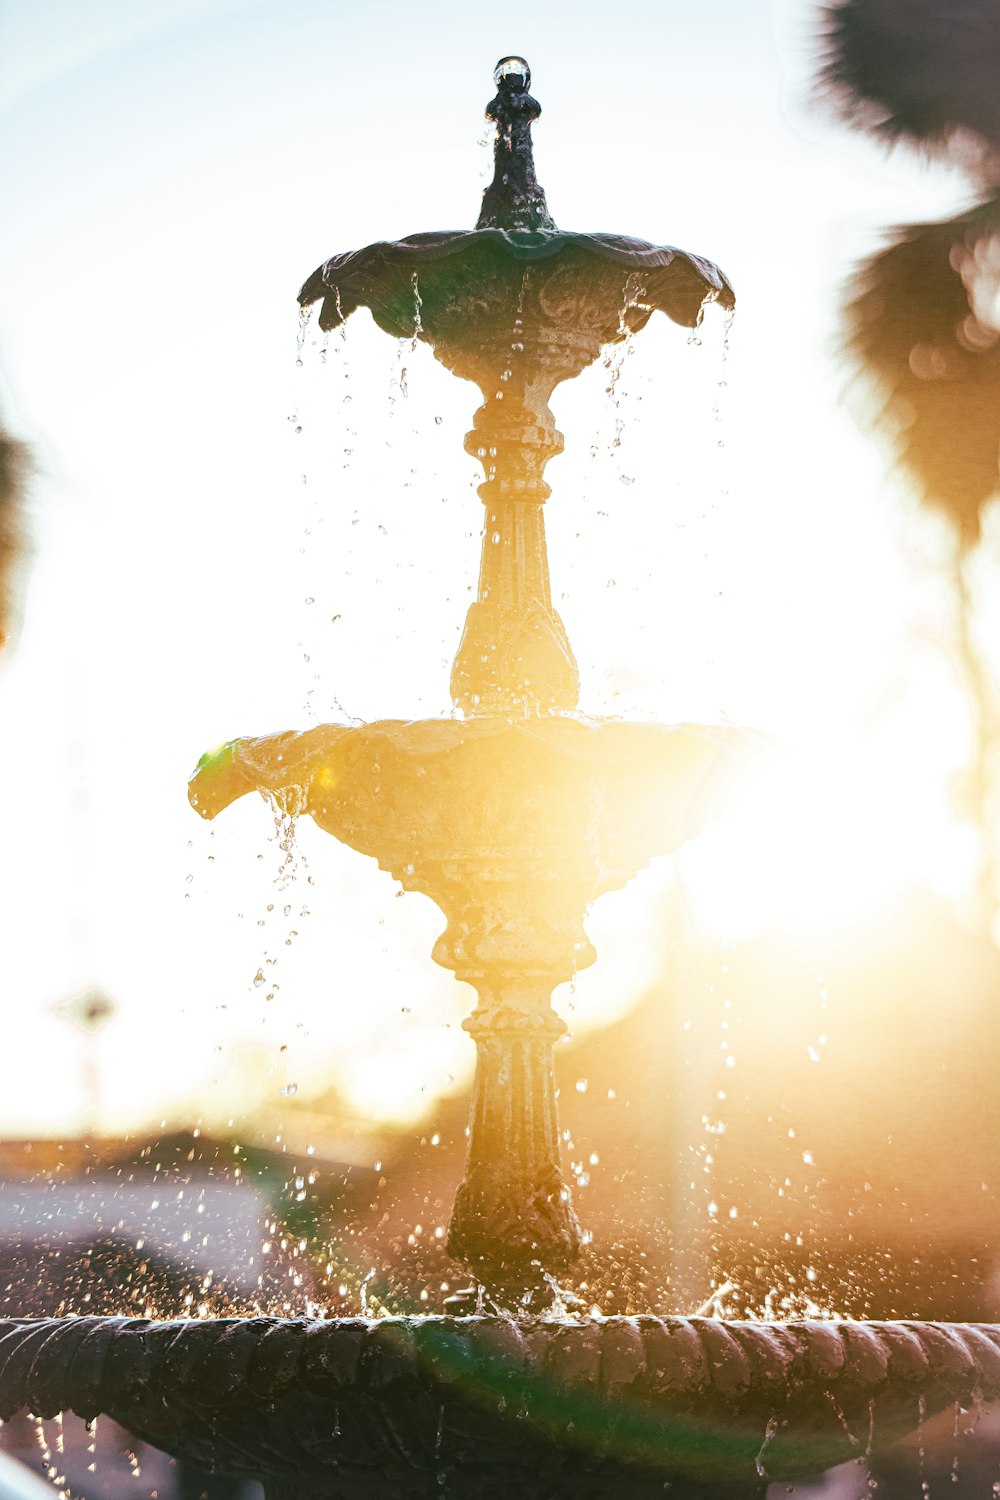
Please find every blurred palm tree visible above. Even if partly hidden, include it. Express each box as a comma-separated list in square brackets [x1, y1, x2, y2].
[820, 0, 1000, 928]
[0, 418, 29, 653]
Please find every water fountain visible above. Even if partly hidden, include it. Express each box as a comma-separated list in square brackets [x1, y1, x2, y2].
[1, 56, 998, 1500]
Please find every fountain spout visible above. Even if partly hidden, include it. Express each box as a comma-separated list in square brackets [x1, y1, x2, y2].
[477, 56, 557, 233]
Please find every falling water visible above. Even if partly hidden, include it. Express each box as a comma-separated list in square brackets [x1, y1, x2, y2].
[388, 338, 408, 414]
[477, 121, 496, 176]
[514, 267, 529, 349]
[951, 1400, 962, 1488]
[755, 1414, 778, 1479]
[295, 303, 313, 367]
[411, 271, 423, 343]
[712, 308, 734, 448]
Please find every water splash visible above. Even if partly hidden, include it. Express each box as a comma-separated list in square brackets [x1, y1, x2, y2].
[333, 284, 347, 338]
[951, 1400, 962, 1488]
[917, 1392, 928, 1499]
[411, 271, 423, 344]
[388, 338, 410, 413]
[537, 1266, 586, 1320]
[477, 120, 497, 176]
[755, 1415, 779, 1479]
[31, 1413, 59, 1489]
[603, 339, 629, 453]
[359, 1267, 377, 1317]
[711, 306, 734, 447]
[264, 787, 306, 887]
[513, 268, 530, 351]
[295, 304, 312, 367]
[821, 1393, 862, 1456]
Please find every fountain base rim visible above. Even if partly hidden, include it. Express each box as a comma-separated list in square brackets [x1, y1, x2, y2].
[1, 1315, 997, 1497]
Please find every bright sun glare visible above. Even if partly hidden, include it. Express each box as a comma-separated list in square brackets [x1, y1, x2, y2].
[679, 675, 980, 942]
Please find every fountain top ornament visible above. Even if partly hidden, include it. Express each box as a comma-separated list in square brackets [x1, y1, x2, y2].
[298, 54, 734, 354]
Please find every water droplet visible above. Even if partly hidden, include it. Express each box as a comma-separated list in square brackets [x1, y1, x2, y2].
[755, 1417, 778, 1479]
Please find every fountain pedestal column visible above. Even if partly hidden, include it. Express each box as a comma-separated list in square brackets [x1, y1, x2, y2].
[431, 867, 594, 1298]
[450, 998, 575, 1300]
[447, 368, 579, 717]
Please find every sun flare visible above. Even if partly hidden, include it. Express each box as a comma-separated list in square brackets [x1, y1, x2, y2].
[679, 678, 979, 942]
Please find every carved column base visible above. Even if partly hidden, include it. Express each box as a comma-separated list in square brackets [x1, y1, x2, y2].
[448, 1007, 581, 1304]
[449, 1159, 580, 1304]
[450, 593, 578, 715]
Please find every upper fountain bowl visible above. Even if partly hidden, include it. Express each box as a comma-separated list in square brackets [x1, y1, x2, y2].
[298, 59, 734, 391]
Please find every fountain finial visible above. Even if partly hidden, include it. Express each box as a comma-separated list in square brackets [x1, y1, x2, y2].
[477, 56, 557, 233]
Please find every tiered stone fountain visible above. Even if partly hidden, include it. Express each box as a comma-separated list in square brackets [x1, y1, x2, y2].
[1, 58, 997, 1500]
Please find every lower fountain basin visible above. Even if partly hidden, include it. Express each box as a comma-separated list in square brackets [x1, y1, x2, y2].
[188, 716, 760, 940]
[1, 1316, 997, 1499]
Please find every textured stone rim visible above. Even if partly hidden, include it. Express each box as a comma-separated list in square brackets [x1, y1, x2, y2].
[188, 716, 760, 822]
[298, 228, 735, 337]
[1, 1316, 998, 1493]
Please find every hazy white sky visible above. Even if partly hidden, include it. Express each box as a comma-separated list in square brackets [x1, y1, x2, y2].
[0, 0, 984, 1138]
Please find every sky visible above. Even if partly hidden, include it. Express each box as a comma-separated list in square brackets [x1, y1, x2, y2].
[0, 0, 990, 1140]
